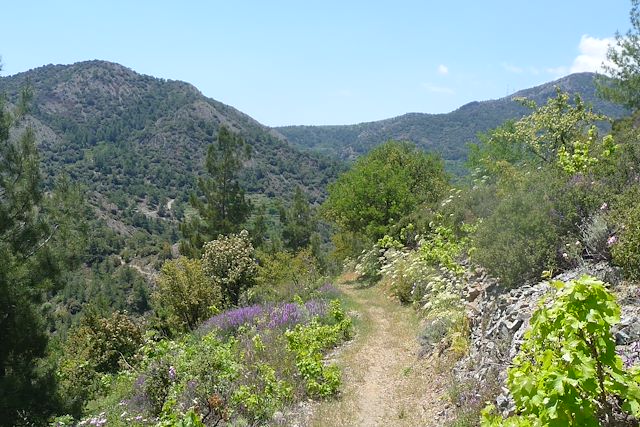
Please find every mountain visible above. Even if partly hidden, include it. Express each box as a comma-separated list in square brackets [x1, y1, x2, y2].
[0, 60, 345, 289]
[0, 60, 342, 206]
[276, 73, 627, 174]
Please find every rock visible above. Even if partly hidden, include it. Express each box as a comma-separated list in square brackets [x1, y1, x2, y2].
[273, 411, 286, 424]
[496, 393, 510, 410]
[616, 329, 631, 345]
[466, 287, 482, 302]
[504, 318, 524, 333]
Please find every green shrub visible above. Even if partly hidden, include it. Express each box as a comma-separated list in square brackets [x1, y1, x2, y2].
[153, 257, 221, 333]
[611, 186, 640, 280]
[57, 311, 143, 415]
[250, 248, 322, 304]
[482, 276, 640, 426]
[285, 300, 351, 397]
[232, 362, 292, 423]
[421, 221, 471, 276]
[471, 181, 558, 287]
[202, 230, 257, 307]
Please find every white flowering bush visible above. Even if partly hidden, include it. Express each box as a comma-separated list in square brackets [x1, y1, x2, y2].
[378, 231, 469, 359]
[354, 245, 384, 283]
[380, 248, 434, 304]
[202, 230, 257, 307]
[418, 268, 468, 358]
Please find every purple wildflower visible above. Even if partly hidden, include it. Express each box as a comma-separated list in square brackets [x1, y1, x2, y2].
[607, 235, 617, 247]
[304, 299, 327, 318]
[199, 299, 329, 335]
[199, 304, 265, 335]
[620, 341, 640, 369]
[265, 303, 303, 329]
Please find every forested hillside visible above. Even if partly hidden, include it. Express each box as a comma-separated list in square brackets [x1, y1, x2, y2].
[278, 72, 627, 174]
[0, 60, 343, 204]
[0, 61, 345, 327]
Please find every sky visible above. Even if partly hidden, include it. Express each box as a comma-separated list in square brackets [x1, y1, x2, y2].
[0, 1, 633, 126]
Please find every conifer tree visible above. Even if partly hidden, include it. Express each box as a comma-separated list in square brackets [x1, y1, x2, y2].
[281, 186, 316, 251]
[180, 125, 252, 256]
[0, 77, 87, 424]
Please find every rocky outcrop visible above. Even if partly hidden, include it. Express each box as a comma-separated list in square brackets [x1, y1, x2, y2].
[454, 261, 640, 415]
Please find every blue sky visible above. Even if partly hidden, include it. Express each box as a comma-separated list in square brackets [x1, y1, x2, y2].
[0, 1, 632, 126]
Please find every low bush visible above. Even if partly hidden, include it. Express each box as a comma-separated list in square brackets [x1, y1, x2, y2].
[250, 248, 322, 304]
[471, 180, 558, 287]
[285, 301, 351, 397]
[72, 299, 351, 426]
[57, 311, 143, 416]
[152, 257, 221, 334]
[610, 186, 640, 280]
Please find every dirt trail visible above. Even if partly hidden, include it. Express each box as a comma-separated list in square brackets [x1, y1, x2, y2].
[309, 280, 449, 427]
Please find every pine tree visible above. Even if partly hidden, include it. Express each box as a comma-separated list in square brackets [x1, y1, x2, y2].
[0, 81, 87, 425]
[281, 186, 316, 251]
[180, 125, 252, 257]
[0, 86, 55, 425]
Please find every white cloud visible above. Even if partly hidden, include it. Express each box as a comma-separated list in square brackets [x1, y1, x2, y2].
[502, 62, 523, 73]
[502, 35, 615, 80]
[421, 82, 454, 94]
[437, 64, 449, 75]
[569, 35, 615, 73]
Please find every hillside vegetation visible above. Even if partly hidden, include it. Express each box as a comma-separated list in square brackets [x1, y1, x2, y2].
[278, 72, 627, 174]
[0, 61, 342, 204]
[4, 4, 640, 425]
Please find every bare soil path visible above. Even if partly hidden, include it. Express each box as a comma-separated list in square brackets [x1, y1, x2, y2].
[308, 278, 450, 427]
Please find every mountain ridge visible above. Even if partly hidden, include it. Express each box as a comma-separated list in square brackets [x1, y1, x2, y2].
[275, 72, 627, 173]
[0, 60, 342, 203]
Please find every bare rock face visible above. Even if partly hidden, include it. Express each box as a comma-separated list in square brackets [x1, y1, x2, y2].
[454, 261, 639, 416]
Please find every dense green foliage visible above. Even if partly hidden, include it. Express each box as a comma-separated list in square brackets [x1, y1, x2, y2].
[600, 0, 640, 111]
[610, 186, 640, 280]
[57, 311, 144, 416]
[0, 83, 89, 425]
[470, 172, 560, 287]
[465, 90, 619, 286]
[152, 257, 221, 334]
[323, 140, 447, 250]
[482, 276, 640, 426]
[285, 302, 351, 397]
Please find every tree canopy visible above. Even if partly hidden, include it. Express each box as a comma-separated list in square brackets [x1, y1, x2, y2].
[600, 0, 640, 111]
[322, 140, 447, 243]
